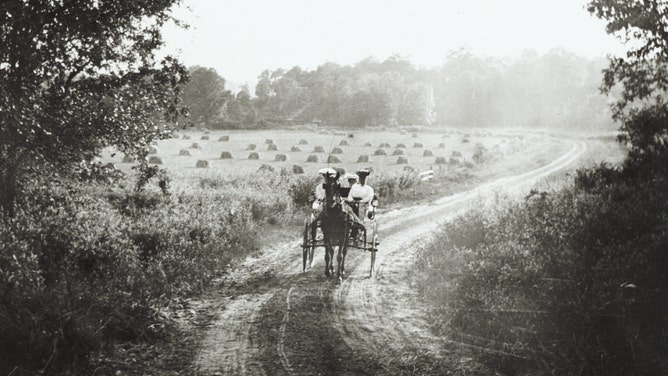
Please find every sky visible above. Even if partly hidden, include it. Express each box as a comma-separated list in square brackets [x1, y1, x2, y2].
[160, 0, 626, 90]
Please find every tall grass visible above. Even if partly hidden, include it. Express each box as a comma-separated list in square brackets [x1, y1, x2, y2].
[416, 167, 668, 375]
[0, 170, 308, 374]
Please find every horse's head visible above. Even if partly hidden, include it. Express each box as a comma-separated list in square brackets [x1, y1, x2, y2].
[322, 173, 343, 214]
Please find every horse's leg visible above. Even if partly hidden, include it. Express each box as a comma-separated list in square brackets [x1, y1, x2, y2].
[337, 223, 350, 281]
[324, 237, 331, 277]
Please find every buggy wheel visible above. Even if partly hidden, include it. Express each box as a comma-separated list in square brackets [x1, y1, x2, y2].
[302, 220, 311, 273]
[370, 233, 378, 277]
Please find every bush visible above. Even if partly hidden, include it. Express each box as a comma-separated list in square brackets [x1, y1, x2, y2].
[416, 170, 668, 374]
[289, 175, 320, 207]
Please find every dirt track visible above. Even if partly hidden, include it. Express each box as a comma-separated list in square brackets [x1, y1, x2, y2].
[192, 141, 587, 375]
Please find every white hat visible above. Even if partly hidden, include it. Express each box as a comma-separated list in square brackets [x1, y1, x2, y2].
[343, 173, 358, 181]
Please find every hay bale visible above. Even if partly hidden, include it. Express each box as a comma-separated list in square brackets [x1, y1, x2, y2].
[182, 135, 191, 140]
[396, 143, 406, 148]
[298, 139, 309, 145]
[275, 154, 287, 161]
[190, 142, 201, 149]
[435, 156, 447, 165]
[313, 146, 325, 153]
[379, 142, 391, 148]
[247, 143, 257, 150]
[451, 150, 463, 157]
[248, 152, 260, 160]
[374, 148, 387, 156]
[148, 156, 162, 164]
[364, 142, 372, 147]
[423, 150, 434, 157]
[122, 155, 135, 163]
[218, 135, 230, 141]
[306, 154, 319, 163]
[392, 149, 404, 156]
[196, 160, 209, 168]
[462, 138, 470, 143]
[327, 155, 342, 163]
[265, 138, 274, 144]
[357, 155, 370, 163]
[220, 151, 233, 159]
[292, 164, 305, 174]
[333, 167, 346, 176]
[347, 133, 354, 138]
[267, 143, 278, 151]
[400, 130, 407, 135]
[201, 135, 210, 140]
[258, 164, 275, 172]
[449, 156, 462, 165]
[148, 146, 158, 154]
[438, 143, 445, 148]
[290, 146, 302, 152]
[179, 149, 192, 156]
[339, 140, 348, 146]
[412, 133, 418, 138]
[331, 147, 343, 154]
[396, 156, 409, 164]
[413, 142, 423, 148]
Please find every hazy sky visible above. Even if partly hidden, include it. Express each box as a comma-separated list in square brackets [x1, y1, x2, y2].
[160, 0, 626, 88]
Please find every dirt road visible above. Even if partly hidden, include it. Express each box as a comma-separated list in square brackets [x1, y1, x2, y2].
[192, 141, 587, 375]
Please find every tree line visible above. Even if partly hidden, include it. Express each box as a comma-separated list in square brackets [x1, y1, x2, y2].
[183, 49, 614, 130]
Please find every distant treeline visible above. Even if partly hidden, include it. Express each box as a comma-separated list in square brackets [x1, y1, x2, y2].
[183, 49, 614, 130]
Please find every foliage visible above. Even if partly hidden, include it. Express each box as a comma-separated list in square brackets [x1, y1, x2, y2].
[416, 170, 668, 374]
[0, 168, 312, 374]
[0, 0, 188, 214]
[181, 66, 230, 127]
[588, 0, 668, 165]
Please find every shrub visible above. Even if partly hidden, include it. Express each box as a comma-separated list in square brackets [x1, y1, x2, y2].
[291, 146, 302, 152]
[313, 146, 325, 153]
[220, 151, 233, 159]
[374, 148, 387, 156]
[289, 175, 319, 207]
[327, 155, 342, 163]
[306, 154, 319, 163]
[357, 155, 370, 163]
[275, 154, 287, 161]
[218, 135, 229, 141]
[148, 156, 162, 164]
[179, 149, 192, 156]
[331, 147, 343, 154]
[292, 164, 304, 174]
[415, 171, 668, 375]
[248, 152, 260, 160]
[195, 160, 209, 168]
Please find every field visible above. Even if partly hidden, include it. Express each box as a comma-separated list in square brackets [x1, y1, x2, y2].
[102, 127, 550, 189]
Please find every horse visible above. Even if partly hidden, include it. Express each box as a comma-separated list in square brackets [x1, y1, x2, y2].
[319, 176, 352, 281]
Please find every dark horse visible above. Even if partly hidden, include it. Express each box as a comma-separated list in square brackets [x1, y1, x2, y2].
[319, 176, 352, 281]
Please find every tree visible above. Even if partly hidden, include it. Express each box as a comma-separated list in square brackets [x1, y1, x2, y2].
[0, 0, 188, 214]
[588, 0, 668, 167]
[181, 66, 229, 128]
